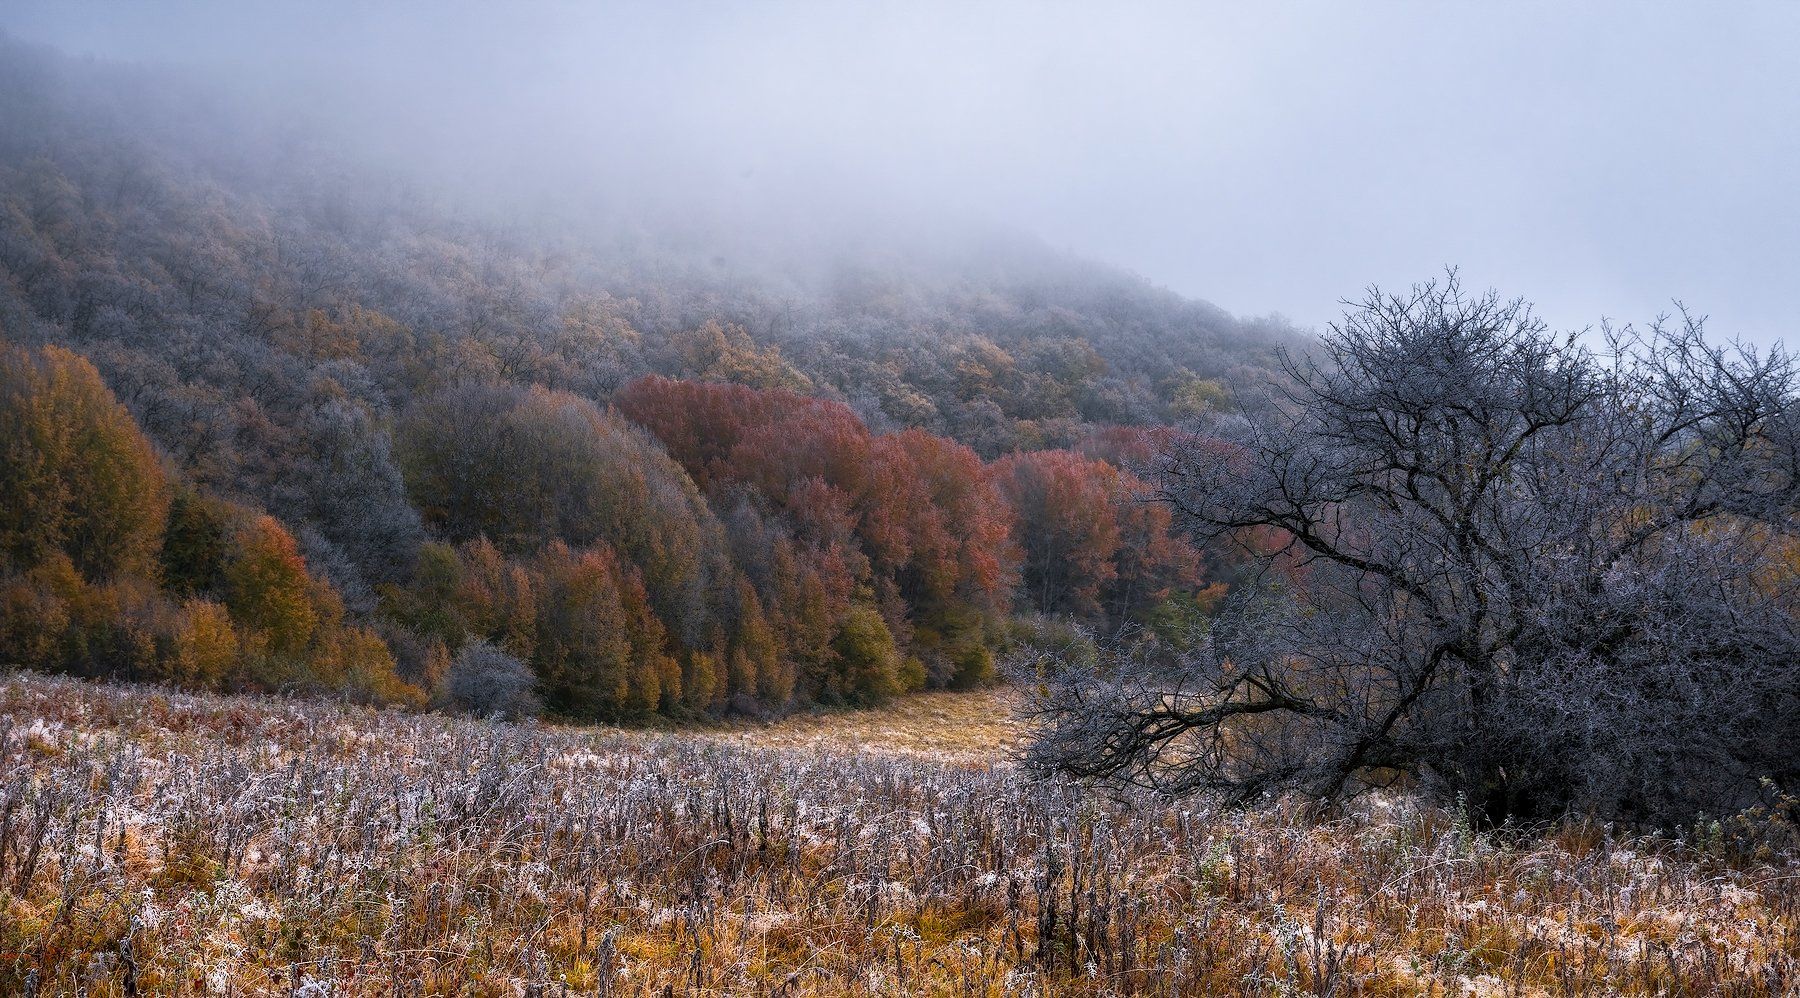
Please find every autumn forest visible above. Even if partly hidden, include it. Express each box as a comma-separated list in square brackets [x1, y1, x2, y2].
[6, 8, 1800, 993]
[0, 36, 1288, 722]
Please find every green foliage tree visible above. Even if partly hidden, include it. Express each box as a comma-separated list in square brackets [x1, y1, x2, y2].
[829, 602, 902, 706]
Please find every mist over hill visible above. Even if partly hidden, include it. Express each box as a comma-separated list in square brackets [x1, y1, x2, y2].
[0, 30, 1300, 422]
[0, 33, 1292, 718]
[2, 11, 1799, 995]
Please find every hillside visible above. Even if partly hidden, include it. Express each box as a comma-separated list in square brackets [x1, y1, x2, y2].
[0, 36, 1295, 721]
[2, 672, 1795, 995]
[5, 9, 1800, 997]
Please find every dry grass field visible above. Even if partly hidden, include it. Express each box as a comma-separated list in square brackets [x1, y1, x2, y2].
[705, 689, 1027, 763]
[1, 672, 1797, 996]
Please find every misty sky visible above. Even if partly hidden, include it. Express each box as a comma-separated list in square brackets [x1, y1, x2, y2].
[4, 1, 1797, 342]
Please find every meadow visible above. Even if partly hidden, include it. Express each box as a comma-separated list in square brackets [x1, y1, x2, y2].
[1, 673, 1795, 996]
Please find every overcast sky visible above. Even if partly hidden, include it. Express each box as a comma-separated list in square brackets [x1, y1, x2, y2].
[5, 1, 1796, 341]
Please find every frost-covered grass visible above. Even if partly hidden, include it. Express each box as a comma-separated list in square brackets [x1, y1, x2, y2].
[1, 672, 1795, 996]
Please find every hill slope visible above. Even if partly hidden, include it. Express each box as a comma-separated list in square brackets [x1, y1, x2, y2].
[0, 37, 1289, 720]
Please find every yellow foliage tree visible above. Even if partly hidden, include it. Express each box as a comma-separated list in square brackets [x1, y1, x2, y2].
[0, 343, 170, 582]
[168, 598, 239, 687]
[224, 514, 320, 658]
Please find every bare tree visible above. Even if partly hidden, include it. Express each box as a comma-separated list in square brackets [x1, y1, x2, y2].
[446, 640, 541, 719]
[1024, 275, 1800, 827]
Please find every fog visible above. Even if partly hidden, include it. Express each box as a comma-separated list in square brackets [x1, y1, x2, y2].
[5, 0, 1796, 340]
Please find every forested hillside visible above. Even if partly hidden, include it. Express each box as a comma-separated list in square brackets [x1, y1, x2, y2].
[0, 37, 1296, 720]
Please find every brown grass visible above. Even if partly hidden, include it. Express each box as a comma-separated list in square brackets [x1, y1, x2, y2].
[0, 672, 1795, 996]
[703, 688, 1027, 763]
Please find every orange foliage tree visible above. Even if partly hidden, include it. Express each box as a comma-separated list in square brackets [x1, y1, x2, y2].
[989, 448, 1198, 625]
[617, 375, 1018, 692]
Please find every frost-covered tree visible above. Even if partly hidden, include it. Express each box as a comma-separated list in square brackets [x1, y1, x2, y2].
[445, 640, 540, 719]
[1026, 276, 1800, 827]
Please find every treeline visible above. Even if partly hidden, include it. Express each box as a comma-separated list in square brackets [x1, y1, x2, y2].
[0, 38, 1271, 720]
[1, 340, 1213, 718]
[1, 344, 420, 703]
[0, 35, 1294, 622]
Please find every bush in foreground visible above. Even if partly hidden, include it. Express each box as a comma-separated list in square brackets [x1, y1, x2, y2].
[445, 639, 540, 719]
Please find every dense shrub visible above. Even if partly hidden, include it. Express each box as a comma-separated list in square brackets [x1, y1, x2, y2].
[825, 602, 903, 706]
[445, 640, 540, 719]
